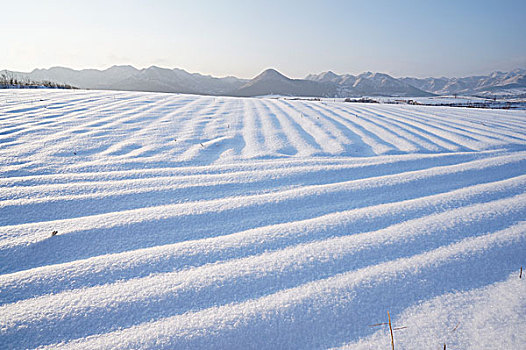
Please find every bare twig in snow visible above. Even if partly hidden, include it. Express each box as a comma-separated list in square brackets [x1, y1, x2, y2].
[388, 311, 394, 350]
[369, 322, 389, 327]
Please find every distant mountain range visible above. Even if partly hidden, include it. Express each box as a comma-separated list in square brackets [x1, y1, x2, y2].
[399, 69, 526, 97]
[305, 71, 434, 97]
[3, 66, 525, 98]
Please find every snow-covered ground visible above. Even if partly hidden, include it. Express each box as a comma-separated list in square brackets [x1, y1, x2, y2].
[376, 95, 495, 104]
[1, 89, 525, 349]
[361, 95, 526, 109]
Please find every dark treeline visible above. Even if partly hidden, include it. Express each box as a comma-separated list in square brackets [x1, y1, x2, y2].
[0, 72, 76, 89]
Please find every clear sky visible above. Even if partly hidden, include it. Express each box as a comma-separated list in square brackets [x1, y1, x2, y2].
[2, 0, 525, 78]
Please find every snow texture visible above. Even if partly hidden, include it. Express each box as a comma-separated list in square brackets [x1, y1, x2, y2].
[0, 89, 525, 349]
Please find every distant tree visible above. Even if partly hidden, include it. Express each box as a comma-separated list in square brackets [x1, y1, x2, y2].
[0, 71, 76, 89]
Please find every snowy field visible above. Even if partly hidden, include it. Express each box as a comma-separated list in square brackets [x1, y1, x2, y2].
[1, 89, 525, 349]
[361, 96, 526, 110]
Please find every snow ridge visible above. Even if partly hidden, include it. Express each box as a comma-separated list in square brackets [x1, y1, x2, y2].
[0, 89, 525, 349]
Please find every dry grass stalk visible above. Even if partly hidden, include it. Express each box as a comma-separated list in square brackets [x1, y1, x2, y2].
[388, 311, 394, 350]
[368, 322, 389, 327]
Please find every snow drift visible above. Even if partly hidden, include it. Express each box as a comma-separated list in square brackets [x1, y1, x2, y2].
[0, 89, 525, 349]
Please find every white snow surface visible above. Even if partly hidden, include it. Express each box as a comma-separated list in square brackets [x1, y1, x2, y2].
[1, 89, 525, 349]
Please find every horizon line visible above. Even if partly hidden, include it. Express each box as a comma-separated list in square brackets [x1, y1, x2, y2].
[3, 64, 525, 81]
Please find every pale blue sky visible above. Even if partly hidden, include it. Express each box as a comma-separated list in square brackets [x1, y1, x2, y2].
[3, 0, 525, 78]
